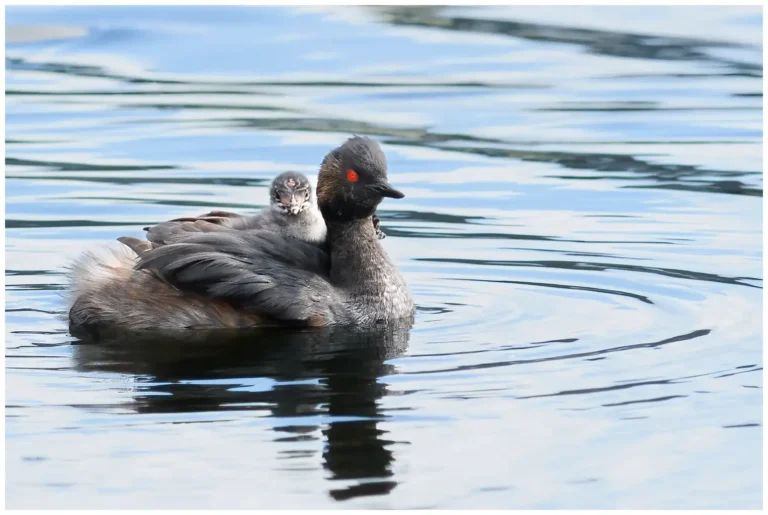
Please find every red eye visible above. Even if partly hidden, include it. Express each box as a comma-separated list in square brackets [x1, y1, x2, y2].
[346, 169, 359, 182]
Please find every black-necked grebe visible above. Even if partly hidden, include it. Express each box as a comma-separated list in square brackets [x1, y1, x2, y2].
[68, 136, 414, 332]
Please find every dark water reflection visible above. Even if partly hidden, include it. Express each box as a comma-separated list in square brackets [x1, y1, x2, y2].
[5, 5, 762, 510]
[72, 323, 410, 501]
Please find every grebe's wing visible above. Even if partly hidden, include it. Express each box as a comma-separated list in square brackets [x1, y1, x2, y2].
[170, 210, 271, 231]
[144, 218, 238, 246]
[144, 210, 270, 246]
[135, 231, 341, 325]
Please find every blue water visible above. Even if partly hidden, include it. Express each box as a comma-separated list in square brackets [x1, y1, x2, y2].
[5, 6, 762, 509]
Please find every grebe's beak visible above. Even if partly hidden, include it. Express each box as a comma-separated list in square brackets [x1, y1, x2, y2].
[370, 180, 405, 199]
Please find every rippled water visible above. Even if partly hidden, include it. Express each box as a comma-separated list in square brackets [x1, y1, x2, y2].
[5, 6, 763, 509]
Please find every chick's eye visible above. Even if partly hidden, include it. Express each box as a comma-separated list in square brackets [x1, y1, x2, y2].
[346, 169, 359, 182]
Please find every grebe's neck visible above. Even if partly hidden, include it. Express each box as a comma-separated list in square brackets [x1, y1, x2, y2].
[325, 217, 389, 291]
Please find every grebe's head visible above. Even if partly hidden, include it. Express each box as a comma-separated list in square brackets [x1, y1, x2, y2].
[316, 136, 404, 222]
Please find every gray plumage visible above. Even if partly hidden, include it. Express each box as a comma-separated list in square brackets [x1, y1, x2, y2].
[67, 136, 414, 333]
[67, 245, 266, 332]
[144, 171, 327, 248]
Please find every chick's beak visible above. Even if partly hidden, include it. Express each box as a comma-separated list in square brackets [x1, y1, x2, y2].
[279, 191, 304, 214]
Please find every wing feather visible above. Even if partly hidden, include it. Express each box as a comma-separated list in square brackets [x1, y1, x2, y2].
[135, 231, 343, 325]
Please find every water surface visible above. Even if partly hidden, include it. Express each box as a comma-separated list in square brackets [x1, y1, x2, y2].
[5, 6, 762, 509]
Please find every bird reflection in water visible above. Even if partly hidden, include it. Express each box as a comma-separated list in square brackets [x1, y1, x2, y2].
[71, 321, 413, 501]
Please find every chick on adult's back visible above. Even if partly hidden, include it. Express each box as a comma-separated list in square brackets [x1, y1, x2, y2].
[139, 171, 326, 249]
